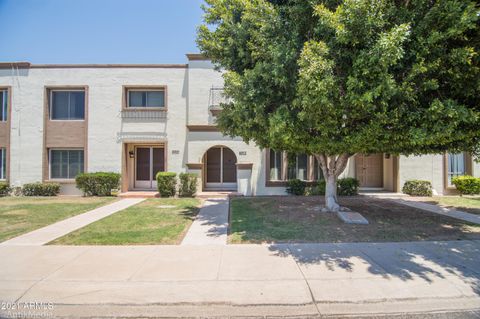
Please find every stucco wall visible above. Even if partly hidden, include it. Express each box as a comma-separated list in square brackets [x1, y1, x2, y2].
[399, 154, 444, 194]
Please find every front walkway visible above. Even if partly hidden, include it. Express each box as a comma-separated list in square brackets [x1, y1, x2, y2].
[0, 198, 145, 246]
[181, 198, 229, 245]
[0, 240, 479, 317]
[365, 194, 480, 224]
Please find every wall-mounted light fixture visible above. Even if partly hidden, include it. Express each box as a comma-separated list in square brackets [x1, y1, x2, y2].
[129, 151, 135, 158]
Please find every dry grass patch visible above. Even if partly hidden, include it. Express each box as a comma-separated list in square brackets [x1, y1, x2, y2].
[229, 196, 480, 244]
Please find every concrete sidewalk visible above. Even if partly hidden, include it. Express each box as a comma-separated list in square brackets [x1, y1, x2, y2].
[181, 198, 229, 245]
[0, 198, 144, 246]
[0, 240, 479, 318]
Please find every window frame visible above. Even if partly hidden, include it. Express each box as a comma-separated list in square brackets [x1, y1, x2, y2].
[48, 148, 85, 181]
[49, 89, 86, 121]
[0, 148, 6, 180]
[265, 149, 319, 187]
[445, 152, 471, 189]
[0, 89, 7, 122]
[124, 86, 168, 110]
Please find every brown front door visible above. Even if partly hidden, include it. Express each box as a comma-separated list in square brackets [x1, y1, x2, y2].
[135, 146, 165, 189]
[356, 154, 383, 188]
[204, 146, 237, 190]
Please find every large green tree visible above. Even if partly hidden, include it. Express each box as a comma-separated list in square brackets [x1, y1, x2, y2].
[198, 0, 480, 211]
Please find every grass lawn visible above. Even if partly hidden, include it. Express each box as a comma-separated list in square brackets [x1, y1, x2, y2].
[420, 196, 480, 215]
[50, 198, 201, 245]
[229, 196, 480, 244]
[0, 196, 118, 242]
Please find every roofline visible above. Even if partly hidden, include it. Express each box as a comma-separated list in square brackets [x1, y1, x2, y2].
[186, 53, 209, 61]
[0, 62, 187, 69]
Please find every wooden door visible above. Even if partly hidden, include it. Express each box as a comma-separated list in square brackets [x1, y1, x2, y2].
[356, 154, 383, 187]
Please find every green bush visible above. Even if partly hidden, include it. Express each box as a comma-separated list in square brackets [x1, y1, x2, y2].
[0, 182, 10, 196]
[337, 177, 360, 196]
[286, 179, 307, 195]
[156, 172, 177, 197]
[451, 175, 480, 195]
[402, 180, 433, 196]
[22, 182, 60, 196]
[75, 172, 121, 196]
[178, 173, 198, 197]
[305, 180, 326, 196]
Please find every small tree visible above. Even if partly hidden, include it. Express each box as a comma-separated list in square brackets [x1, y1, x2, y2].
[198, 0, 480, 211]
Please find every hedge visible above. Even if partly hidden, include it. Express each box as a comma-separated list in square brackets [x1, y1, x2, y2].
[156, 172, 177, 197]
[76, 172, 121, 196]
[451, 175, 480, 195]
[402, 180, 433, 196]
[0, 182, 10, 196]
[178, 173, 198, 197]
[337, 177, 360, 196]
[288, 177, 359, 196]
[22, 182, 60, 196]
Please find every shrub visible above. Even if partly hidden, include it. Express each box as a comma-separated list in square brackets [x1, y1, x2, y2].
[451, 175, 480, 195]
[337, 177, 360, 196]
[178, 173, 198, 197]
[0, 182, 10, 196]
[402, 180, 433, 197]
[305, 180, 326, 196]
[22, 182, 60, 196]
[286, 179, 307, 195]
[75, 172, 121, 196]
[156, 172, 177, 197]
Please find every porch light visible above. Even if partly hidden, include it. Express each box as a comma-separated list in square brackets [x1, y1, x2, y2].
[129, 151, 135, 158]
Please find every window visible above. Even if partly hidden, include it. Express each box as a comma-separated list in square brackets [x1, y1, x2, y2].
[447, 153, 466, 186]
[288, 153, 309, 180]
[0, 89, 7, 122]
[127, 89, 165, 108]
[50, 149, 84, 179]
[50, 90, 85, 120]
[0, 148, 6, 180]
[269, 149, 283, 181]
[313, 157, 324, 181]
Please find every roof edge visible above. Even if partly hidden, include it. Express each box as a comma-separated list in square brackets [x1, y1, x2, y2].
[186, 53, 209, 61]
[0, 63, 188, 69]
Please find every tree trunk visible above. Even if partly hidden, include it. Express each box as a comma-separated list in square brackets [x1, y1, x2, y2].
[315, 153, 351, 212]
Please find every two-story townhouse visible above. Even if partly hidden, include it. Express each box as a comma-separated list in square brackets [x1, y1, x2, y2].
[0, 55, 478, 196]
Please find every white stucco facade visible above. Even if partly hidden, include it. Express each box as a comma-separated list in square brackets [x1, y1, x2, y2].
[0, 57, 476, 196]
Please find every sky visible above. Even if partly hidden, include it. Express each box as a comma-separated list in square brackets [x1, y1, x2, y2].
[0, 0, 205, 64]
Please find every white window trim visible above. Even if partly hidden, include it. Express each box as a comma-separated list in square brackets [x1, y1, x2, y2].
[447, 152, 467, 187]
[269, 150, 283, 181]
[127, 89, 166, 109]
[48, 148, 85, 181]
[49, 89, 85, 121]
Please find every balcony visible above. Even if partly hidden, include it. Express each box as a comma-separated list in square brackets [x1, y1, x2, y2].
[208, 87, 230, 116]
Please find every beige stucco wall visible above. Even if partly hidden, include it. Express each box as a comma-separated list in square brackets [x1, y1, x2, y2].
[398, 154, 444, 194]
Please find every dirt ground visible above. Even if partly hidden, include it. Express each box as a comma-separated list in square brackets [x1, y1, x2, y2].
[229, 195, 480, 243]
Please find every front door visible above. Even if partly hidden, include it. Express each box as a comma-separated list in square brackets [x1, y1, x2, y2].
[135, 146, 165, 189]
[205, 147, 237, 190]
[355, 153, 383, 188]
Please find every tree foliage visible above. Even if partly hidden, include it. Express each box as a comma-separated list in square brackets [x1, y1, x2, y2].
[197, 0, 480, 158]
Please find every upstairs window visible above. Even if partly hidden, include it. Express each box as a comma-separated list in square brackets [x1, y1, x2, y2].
[50, 90, 85, 120]
[0, 89, 7, 122]
[447, 153, 466, 186]
[127, 89, 165, 108]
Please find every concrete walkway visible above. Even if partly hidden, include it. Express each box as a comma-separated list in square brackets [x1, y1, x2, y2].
[181, 198, 229, 245]
[0, 240, 479, 318]
[0, 198, 145, 246]
[366, 194, 480, 224]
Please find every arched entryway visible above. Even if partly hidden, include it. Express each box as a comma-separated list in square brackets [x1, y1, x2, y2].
[203, 146, 237, 191]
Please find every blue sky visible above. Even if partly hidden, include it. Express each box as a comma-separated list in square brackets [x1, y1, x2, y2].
[0, 0, 205, 64]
